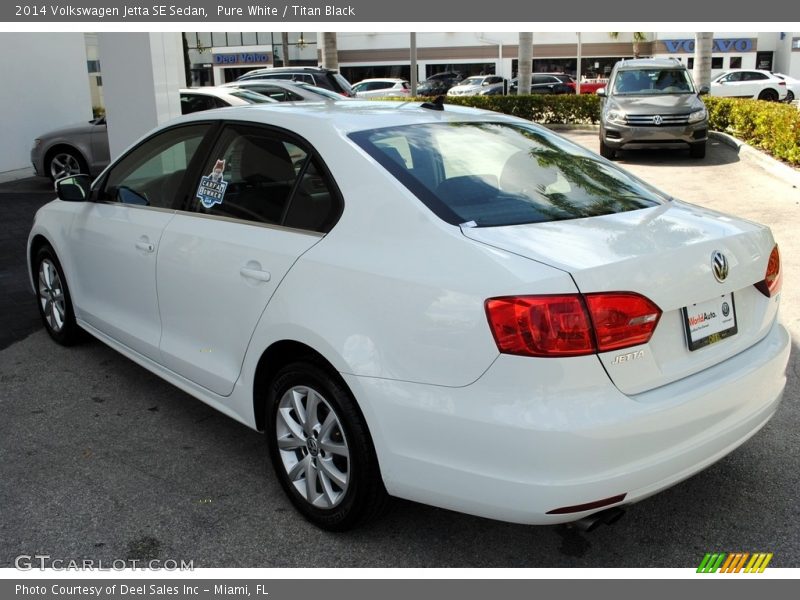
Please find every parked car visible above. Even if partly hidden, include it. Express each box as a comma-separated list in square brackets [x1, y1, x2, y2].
[352, 78, 411, 98]
[447, 75, 505, 96]
[179, 86, 276, 114]
[221, 79, 349, 102]
[31, 117, 110, 181]
[510, 73, 576, 95]
[568, 78, 610, 94]
[424, 71, 463, 85]
[29, 100, 788, 531]
[598, 58, 709, 159]
[416, 79, 453, 97]
[772, 72, 800, 103]
[710, 69, 788, 101]
[236, 66, 354, 97]
[31, 88, 271, 181]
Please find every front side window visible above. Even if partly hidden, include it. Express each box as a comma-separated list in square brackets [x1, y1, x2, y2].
[351, 122, 665, 227]
[101, 124, 210, 208]
[191, 125, 340, 232]
[613, 69, 694, 94]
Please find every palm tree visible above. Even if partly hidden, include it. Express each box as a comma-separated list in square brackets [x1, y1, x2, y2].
[517, 32, 532, 95]
[321, 33, 338, 70]
[281, 32, 290, 67]
[609, 32, 648, 58]
[692, 33, 714, 90]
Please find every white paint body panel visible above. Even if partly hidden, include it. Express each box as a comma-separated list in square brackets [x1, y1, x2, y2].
[26, 101, 790, 525]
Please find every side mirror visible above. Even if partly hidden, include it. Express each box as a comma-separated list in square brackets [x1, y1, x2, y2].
[596, 87, 606, 97]
[698, 85, 710, 96]
[55, 175, 91, 202]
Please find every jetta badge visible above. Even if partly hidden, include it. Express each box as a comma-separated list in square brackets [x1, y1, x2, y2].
[653, 115, 663, 126]
[712, 251, 729, 282]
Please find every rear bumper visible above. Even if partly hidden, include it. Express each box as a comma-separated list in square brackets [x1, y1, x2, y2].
[346, 320, 789, 524]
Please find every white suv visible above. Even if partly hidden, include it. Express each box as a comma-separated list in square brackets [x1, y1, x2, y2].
[710, 69, 788, 101]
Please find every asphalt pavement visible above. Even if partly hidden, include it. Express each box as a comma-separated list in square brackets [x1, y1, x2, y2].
[1, 137, 798, 568]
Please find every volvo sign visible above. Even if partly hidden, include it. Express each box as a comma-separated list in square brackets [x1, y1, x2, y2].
[662, 38, 755, 53]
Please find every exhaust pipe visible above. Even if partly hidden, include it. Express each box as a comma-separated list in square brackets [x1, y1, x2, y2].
[572, 507, 625, 532]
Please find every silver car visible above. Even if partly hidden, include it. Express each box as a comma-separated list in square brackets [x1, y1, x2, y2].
[598, 58, 709, 160]
[31, 88, 274, 181]
[221, 79, 349, 102]
[31, 117, 110, 181]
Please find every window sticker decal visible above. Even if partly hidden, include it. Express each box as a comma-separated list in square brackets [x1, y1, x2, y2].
[196, 159, 228, 208]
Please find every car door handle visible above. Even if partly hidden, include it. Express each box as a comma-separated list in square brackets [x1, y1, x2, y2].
[135, 241, 155, 253]
[240, 267, 271, 282]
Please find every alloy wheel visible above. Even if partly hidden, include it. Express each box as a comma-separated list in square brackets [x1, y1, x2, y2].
[275, 385, 350, 509]
[38, 258, 66, 333]
[49, 152, 82, 180]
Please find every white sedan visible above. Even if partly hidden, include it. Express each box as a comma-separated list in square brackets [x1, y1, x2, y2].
[28, 100, 789, 530]
[351, 78, 410, 98]
[710, 69, 788, 101]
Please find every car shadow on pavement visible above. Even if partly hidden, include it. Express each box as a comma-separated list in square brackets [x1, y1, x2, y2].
[613, 138, 741, 168]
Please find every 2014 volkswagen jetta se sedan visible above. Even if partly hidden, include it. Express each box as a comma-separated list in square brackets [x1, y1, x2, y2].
[28, 101, 789, 530]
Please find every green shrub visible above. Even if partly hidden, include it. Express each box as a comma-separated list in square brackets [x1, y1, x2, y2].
[703, 96, 800, 166]
[387, 94, 602, 124]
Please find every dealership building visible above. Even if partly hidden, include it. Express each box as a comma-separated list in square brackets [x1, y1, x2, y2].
[189, 31, 800, 85]
[2, 31, 800, 180]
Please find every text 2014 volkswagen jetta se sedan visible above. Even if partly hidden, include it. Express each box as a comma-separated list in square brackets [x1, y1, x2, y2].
[28, 101, 788, 530]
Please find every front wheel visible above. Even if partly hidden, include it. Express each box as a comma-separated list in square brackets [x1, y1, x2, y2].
[34, 246, 83, 345]
[47, 148, 87, 182]
[689, 141, 707, 159]
[599, 138, 616, 159]
[265, 361, 389, 530]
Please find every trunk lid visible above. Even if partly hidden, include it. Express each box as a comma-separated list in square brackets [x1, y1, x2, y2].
[463, 201, 779, 395]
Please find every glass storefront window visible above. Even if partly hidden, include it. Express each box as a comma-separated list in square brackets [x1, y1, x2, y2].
[211, 32, 227, 47]
[197, 32, 212, 49]
[242, 32, 258, 46]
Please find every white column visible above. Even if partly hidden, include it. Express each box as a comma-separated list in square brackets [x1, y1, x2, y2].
[98, 32, 185, 160]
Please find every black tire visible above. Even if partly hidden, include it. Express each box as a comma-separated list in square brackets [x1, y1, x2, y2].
[599, 138, 616, 159]
[34, 245, 83, 345]
[46, 147, 88, 182]
[265, 361, 389, 530]
[757, 88, 779, 102]
[689, 141, 707, 159]
[786, 90, 795, 103]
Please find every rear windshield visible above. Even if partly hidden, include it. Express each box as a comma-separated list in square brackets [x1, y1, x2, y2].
[612, 68, 695, 94]
[350, 122, 665, 227]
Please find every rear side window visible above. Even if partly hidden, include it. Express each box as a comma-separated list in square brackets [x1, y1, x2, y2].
[190, 124, 340, 232]
[351, 122, 664, 227]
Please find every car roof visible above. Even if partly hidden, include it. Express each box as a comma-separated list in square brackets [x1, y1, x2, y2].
[357, 78, 407, 83]
[616, 58, 687, 71]
[176, 99, 520, 135]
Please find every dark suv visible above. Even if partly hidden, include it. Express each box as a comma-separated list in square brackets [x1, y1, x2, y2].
[598, 58, 709, 159]
[236, 66, 354, 97]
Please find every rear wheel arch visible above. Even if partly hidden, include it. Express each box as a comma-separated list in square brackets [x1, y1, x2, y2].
[252, 340, 360, 432]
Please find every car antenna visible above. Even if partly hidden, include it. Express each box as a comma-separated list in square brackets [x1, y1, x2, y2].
[421, 95, 445, 111]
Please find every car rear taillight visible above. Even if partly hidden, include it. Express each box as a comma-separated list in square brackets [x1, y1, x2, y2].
[778, 81, 786, 86]
[485, 293, 662, 358]
[584, 293, 662, 352]
[755, 245, 781, 297]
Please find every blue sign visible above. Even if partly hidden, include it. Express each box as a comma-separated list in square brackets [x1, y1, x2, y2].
[212, 52, 271, 66]
[662, 38, 754, 53]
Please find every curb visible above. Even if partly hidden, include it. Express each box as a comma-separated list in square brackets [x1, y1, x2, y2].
[709, 131, 800, 189]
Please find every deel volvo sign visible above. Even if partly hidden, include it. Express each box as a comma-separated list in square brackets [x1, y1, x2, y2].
[212, 51, 271, 66]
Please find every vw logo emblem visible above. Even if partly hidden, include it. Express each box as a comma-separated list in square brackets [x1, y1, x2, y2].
[721, 302, 730, 317]
[653, 115, 663, 126]
[712, 251, 729, 282]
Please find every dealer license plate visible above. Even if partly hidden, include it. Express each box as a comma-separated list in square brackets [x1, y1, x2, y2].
[682, 293, 738, 351]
